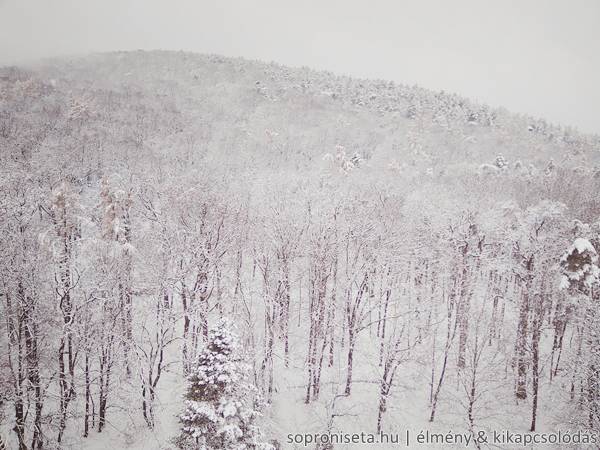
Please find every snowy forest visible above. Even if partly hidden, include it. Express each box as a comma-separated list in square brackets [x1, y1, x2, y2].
[1, 51, 600, 449]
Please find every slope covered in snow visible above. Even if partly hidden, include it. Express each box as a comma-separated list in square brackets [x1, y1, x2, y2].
[1, 51, 600, 450]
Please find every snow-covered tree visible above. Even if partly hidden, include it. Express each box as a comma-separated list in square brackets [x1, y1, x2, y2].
[560, 236, 600, 431]
[176, 319, 273, 450]
[560, 238, 600, 291]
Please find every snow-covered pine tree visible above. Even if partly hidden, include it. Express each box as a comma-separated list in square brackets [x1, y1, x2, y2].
[559, 238, 599, 291]
[176, 318, 273, 450]
[560, 236, 600, 431]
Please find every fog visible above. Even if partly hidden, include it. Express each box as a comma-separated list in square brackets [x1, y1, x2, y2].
[1, 0, 599, 134]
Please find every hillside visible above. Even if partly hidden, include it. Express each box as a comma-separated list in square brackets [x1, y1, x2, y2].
[1, 51, 600, 449]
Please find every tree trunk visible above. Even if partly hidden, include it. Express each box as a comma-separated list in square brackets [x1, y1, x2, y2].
[344, 329, 355, 395]
[84, 352, 91, 438]
[515, 288, 530, 400]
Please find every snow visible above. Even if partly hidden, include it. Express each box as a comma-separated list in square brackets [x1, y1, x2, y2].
[1, 50, 600, 450]
[573, 237, 596, 255]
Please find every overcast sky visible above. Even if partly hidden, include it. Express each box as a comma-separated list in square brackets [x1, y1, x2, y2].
[1, 0, 599, 134]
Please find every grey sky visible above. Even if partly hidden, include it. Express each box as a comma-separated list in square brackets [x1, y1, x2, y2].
[1, 0, 599, 134]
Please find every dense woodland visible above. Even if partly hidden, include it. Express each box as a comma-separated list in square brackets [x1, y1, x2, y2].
[1, 51, 600, 449]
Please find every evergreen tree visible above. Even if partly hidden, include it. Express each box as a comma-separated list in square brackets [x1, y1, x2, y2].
[560, 236, 600, 430]
[177, 319, 273, 450]
[559, 238, 599, 291]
